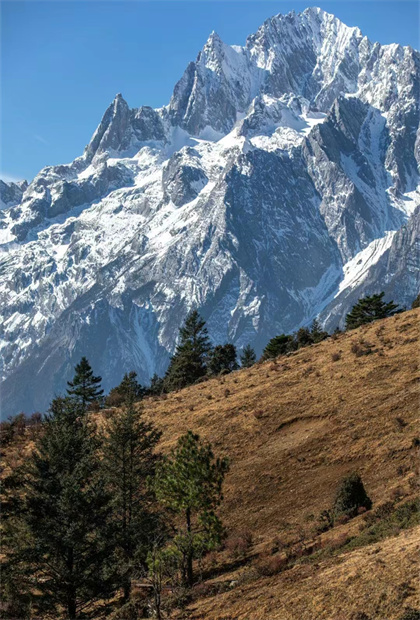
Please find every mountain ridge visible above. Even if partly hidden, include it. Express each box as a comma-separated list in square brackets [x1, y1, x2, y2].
[0, 7, 419, 416]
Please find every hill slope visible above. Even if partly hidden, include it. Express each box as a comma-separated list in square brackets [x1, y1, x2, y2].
[1, 311, 419, 618]
[137, 310, 419, 619]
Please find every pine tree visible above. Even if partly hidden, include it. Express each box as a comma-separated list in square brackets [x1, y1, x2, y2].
[153, 431, 229, 587]
[3, 397, 116, 619]
[103, 397, 162, 601]
[118, 371, 145, 400]
[261, 334, 296, 360]
[164, 311, 212, 391]
[149, 373, 164, 396]
[240, 344, 257, 368]
[208, 344, 238, 375]
[295, 327, 312, 348]
[310, 319, 329, 343]
[67, 356, 104, 409]
[106, 371, 144, 407]
[345, 292, 400, 330]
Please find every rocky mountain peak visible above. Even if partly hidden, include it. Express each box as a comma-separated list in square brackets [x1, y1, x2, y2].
[84, 93, 131, 161]
[0, 8, 418, 417]
[0, 179, 28, 209]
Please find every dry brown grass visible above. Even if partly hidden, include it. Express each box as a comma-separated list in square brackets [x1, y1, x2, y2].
[137, 309, 419, 619]
[141, 310, 419, 538]
[2, 310, 419, 619]
[186, 526, 420, 620]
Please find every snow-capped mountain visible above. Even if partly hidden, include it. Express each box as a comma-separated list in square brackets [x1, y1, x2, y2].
[0, 180, 28, 210]
[1, 7, 419, 417]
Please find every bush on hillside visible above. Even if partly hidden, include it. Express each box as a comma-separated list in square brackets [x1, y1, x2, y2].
[225, 530, 253, 559]
[316, 509, 334, 534]
[254, 553, 288, 577]
[333, 473, 372, 520]
[399, 610, 420, 620]
[411, 293, 420, 309]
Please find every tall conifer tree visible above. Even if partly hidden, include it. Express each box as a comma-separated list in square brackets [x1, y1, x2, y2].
[102, 397, 162, 601]
[164, 311, 212, 391]
[67, 357, 103, 408]
[240, 344, 256, 368]
[153, 431, 229, 587]
[3, 397, 115, 619]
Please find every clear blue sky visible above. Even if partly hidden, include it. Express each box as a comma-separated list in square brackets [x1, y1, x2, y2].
[1, 1, 419, 182]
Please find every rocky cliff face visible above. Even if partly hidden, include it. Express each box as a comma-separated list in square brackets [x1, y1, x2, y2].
[0, 7, 419, 416]
[0, 180, 28, 209]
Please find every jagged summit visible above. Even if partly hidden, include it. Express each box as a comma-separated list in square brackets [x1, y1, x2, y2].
[0, 8, 419, 417]
[0, 179, 28, 209]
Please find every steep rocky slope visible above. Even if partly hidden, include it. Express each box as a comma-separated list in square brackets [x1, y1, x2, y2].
[0, 7, 419, 416]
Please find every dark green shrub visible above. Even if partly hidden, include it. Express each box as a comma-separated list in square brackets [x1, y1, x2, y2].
[398, 610, 420, 620]
[333, 473, 372, 520]
[411, 293, 420, 309]
[262, 334, 296, 360]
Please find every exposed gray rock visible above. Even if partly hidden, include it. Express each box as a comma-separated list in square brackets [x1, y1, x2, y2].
[0, 179, 28, 209]
[0, 7, 418, 417]
[162, 149, 208, 207]
[321, 207, 420, 328]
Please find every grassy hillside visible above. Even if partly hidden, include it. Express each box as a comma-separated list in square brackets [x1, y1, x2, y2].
[136, 309, 419, 619]
[2, 310, 419, 619]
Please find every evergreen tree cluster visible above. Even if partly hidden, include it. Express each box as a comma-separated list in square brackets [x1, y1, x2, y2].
[260, 292, 402, 362]
[100, 291, 403, 404]
[345, 292, 400, 329]
[162, 310, 253, 392]
[100, 312, 254, 404]
[261, 319, 329, 361]
[1, 362, 230, 619]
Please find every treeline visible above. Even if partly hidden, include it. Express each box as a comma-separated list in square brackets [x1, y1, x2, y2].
[105, 310, 249, 406]
[0, 291, 410, 430]
[106, 291, 406, 403]
[1, 371, 230, 619]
